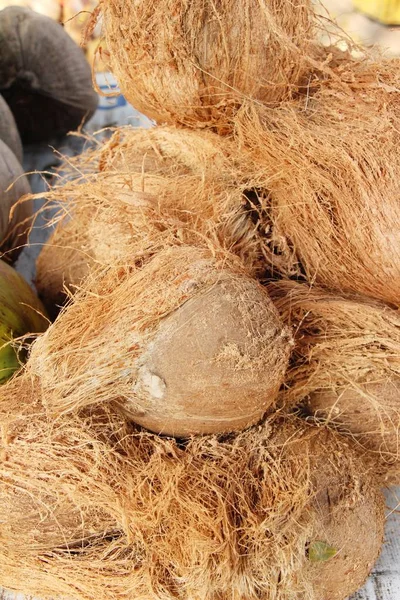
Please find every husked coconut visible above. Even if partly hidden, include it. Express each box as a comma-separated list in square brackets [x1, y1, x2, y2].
[31, 246, 293, 436]
[98, 0, 315, 131]
[0, 374, 385, 600]
[269, 279, 400, 482]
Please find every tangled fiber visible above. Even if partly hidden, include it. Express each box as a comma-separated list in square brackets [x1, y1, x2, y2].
[234, 54, 400, 306]
[0, 373, 385, 600]
[31, 245, 292, 435]
[97, 0, 315, 130]
[269, 280, 400, 481]
[36, 125, 272, 312]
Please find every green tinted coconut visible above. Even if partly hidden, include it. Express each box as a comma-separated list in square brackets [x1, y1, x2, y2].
[0, 259, 48, 382]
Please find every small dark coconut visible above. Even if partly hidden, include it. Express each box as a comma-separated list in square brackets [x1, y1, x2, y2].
[0, 93, 22, 162]
[0, 6, 98, 143]
[0, 138, 32, 261]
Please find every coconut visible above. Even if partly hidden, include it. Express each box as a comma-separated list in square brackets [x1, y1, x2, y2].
[0, 373, 385, 600]
[0, 258, 48, 383]
[269, 279, 400, 481]
[97, 0, 315, 131]
[31, 245, 293, 435]
[0, 6, 98, 143]
[234, 54, 400, 305]
[35, 126, 271, 313]
[0, 139, 32, 262]
[0, 94, 22, 163]
[35, 172, 180, 317]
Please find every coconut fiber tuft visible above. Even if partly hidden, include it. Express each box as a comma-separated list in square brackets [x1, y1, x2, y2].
[234, 54, 400, 305]
[0, 373, 385, 600]
[36, 125, 273, 312]
[269, 280, 400, 482]
[32, 245, 293, 435]
[97, 0, 315, 131]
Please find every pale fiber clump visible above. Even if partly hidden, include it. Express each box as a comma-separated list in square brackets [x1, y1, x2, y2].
[35, 126, 272, 311]
[98, 0, 315, 131]
[234, 55, 400, 305]
[31, 245, 293, 435]
[0, 373, 385, 600]
[269, 280, 400, 482]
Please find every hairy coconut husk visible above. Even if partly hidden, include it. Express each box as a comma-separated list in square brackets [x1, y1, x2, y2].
[0, 94, 23, 163]
[0, 139, 32, 262]
[35, 126, 272, 313]
[0, 373, 385, 600]
[35, 171, 185, 317]
[31, 245, 292, 435]
[97, 0, 315, 131]
[234, 54, 400, 306]
[269, 280, 400, 482]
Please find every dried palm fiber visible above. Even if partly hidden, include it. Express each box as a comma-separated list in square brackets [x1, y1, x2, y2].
[35, 126, 273, 312]
[31, 244, 293, 435]
[0, 139, 32, 262]
[0, 373, 385, 600]
[0, 7, 98, 143]
[96, 0, 315, 131]
[268, 279, 400, 482]
[0, 94, 22, 163]
[35, 171, 185, 318]
[233, 53, 400, 306]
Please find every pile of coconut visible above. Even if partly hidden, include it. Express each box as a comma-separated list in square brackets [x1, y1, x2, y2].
[0, 1, 399, 600]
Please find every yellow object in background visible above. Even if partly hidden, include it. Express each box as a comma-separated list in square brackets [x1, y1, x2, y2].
[63, 0, 100, 46]
[0, 0, 60, 20]
[353, 0, 400, 24]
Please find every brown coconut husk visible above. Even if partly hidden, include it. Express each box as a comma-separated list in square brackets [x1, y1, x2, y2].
[35, 126, 272, 312]
[35, 171, 185, 316]
[31, 245, 293, 435]
[234, 54, 400, 306]
[268, 279, 400, 482]
[96, 0, 315, 131]
[0, 373, 385, 600]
